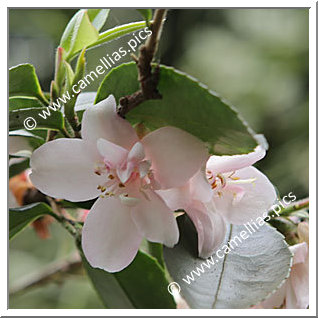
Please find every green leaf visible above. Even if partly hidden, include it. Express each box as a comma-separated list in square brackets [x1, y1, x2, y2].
[9, 130, 45, 154]
[9, 108, 64, 131]
[87, 9, 110, 31]
[86, 21, 147, 51]
[137, 9, 152, 24]
[9, 96, 44, 111]
[81, 250, 175, 308]
[164, 215, 293, 309]
[96, 62, 258, 155]
[60, 9, 99, 60]
[9, 203, 52, 239]
[9, 158, 30, 178]
[9, 64, 48, 105]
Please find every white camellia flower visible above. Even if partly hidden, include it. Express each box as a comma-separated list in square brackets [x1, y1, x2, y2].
[158, 146, 277, 258]
[30, 95, 208, 272]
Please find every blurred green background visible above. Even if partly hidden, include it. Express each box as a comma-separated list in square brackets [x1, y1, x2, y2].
[9, 8, 309, 308]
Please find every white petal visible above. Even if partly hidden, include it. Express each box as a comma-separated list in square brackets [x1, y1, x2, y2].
[187, 201, 227, 258]
[82, 197, 143, 273]
[131, 190, 179, 247]
[30, 139, 102, 202]
[189, 169, 213, 203]
[157, 184, 191, 211]
[290, 242, 308, 265]
[81, 95, 138, 150]
[128, 142, 145, 162]
[97, 138, 128, 167]
[207, 145, 265, 175]
[211, 166, 276, 224]
[142, 126, 208, 189]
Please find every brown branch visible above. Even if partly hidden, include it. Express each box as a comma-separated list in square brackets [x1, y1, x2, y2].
[117, 9, 167, 117]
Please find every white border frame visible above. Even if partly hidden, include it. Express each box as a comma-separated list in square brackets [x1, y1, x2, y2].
[3, 1, 316, 316]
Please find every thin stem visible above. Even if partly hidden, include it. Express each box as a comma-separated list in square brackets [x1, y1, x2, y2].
[269, 197, 309, 218]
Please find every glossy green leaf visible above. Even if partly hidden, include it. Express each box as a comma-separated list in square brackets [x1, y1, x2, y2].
[9, 108, 64, 131]
[164, 215, 292, 309]
[9, 130, 45, 154]
[9, 203, 52, 239]
[9, 64, 48, 105]
[60, 9, 99, 60]
[9, 158, 30, 178]
[86, 21, 147, 51]
[96, 62, 258, 155]
[9, 96, 44, 111]
[137, 9, 152, 24]
[81, 250, 175, 308]
[87, 9, 110, 31]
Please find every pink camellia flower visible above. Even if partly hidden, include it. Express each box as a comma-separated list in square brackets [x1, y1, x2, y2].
[158, 146, 277, 258]
[253, 242, 309, 309]
[30, 95, 208, 272]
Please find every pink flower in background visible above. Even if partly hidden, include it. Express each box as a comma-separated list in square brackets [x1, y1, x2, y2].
[30, 95, 208, 272]
[158, 146, 277, 258]
[254, 242, 309, 309]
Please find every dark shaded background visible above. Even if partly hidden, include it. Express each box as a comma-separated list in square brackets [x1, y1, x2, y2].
[9, 8, 309, 308]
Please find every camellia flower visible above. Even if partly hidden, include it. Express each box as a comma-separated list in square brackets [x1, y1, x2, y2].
[253, 242, 309, 309]
[30, 95, 208, 272]
[158, 146, 277, 258]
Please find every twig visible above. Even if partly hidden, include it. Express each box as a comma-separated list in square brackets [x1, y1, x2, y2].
[117, 9, 167, 117]
[9, 253, 82, 296]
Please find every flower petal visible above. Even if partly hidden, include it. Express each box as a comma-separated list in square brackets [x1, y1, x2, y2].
[131, 190, 179, 247]
[290, 242, 308, 265]
[189, 169, 213, 203]
[211, 166, 276, 224]
[128, 142, 145, 162]
[30, 139, 101, 202]
[97, 138, 128, 168]
[157, 185, 191, 211]
[82, 197, 143, 273]
[81, 95, 138, 149]
[142, 126, 208, 189]
[187, 201, 227, 258]
[207, 145, 265, 175]
[288, 242, 309, 309]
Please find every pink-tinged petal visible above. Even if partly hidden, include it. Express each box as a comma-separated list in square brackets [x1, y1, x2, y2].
[30, 139, 102, 202]
[211, 166, 276, 224]
[157, 169, 212, 211]
[290, 242, 308, 265]
[187, 201, 226, 258]
[128, 142, 145, 162]
[157, 184, 191, 211]
[117, 161, 135, 184]
[189, 169, 213, 203]
[131, 190, 179, 247]
[81, 95, 138, 149]
[97, 138, 128, 168]
[82, 197, 143, 273]
[142, 126, 208, 189]
[288, 243, 309, 308]
[207, 145, 265, 175]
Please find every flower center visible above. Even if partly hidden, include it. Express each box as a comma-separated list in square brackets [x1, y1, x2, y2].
[207, 170, 256, 202]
